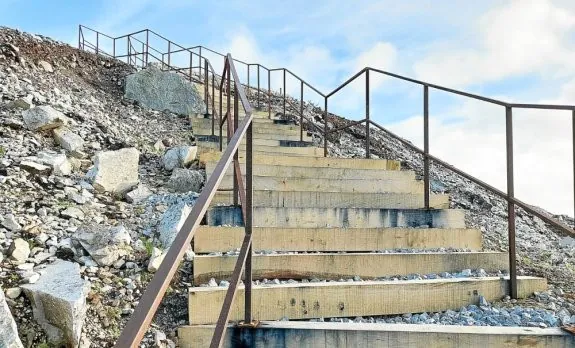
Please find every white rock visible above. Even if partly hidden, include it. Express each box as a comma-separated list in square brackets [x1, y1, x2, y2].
[73, 224, 131, 266]
[125, 184, 152, 204]
[22, 105, 69, 131]
[86, 147, 139, 193]
[162, 146, 197, 171]
[37, 151, 72, 176]
[158, 202, 192, 249]
[8, 238, 30, 263]
[53, 127, 85, 152]
[5, 287, 22, 299]
[0, 286, 24, 348]
[22, 260, 90, 348]
[20, 160, 51, 174]
[1, 214, 22, 232]
[61, 207, 85, 220]
[38, 60, 53, 72]
[147, 247, 166, 272]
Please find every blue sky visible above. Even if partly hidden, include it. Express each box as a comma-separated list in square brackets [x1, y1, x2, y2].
[1, 0, 575, 216]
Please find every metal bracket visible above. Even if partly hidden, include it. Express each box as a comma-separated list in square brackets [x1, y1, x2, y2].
[236, 320, 260, 329]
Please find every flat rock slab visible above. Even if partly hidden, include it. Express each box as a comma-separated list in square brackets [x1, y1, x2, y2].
[124, 65, 205, 115]
[21, 260, 90, 348]
[22, 105, 69, 131]
[73, 224, 131, 266]
[0, 286, 24, 348]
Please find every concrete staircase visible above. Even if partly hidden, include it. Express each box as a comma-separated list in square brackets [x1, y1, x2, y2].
[176, 85, 559, 347]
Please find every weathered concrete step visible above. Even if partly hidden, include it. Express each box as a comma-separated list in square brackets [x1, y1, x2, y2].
[206, 163, 414, 180]
[195, 130, 312, 142]
[207, 207, 466, 228]
[213, 175, 426, 193]
[191, 115, 295, 125]
[192, 252, 508, 284]
[193, 124, 306, 137]
[193, 227, 483, 253]
[187, 276, 546, 324]
[192, 118, 300, 131]
[179, 322, 575, 348]
[198, 143, 323, 156]
[196, 136, 313, 148]
[200, 152, 401, 170]
[211, 191, 449, 209]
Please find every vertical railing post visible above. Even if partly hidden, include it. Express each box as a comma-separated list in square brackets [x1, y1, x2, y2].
[233, 69, 239, 207]
[145, 31, 149, 65]
[506, 105, 517, 299]
[257, 65, 261, 109]
[365, 70, 371, 159]
[283, 69, 286, 117]
[96, 32, 99, 55]
[199, 47, 203, 78]
[573, 110, 575, 233]
[212, 72, 216, 134]
[167, 41, 171, 69]
[423, 85, 430, 209]
[219, 63, 224, 152]
[268, 69, 271, 119]
[127, 38, 130, 64]
[78, 25, 81, 49]
[247, 64, 250, 97]
[140, 42, 144, 67]
[112, 38, 116, 58]
[324, 97, 328, 157]
[244, 113, 253, 324]
[205, 59, 209, 117]
[300, 81, 304, 142]
[189, 52, 193, 81]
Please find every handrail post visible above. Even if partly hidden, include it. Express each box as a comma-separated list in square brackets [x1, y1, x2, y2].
[199, 47, 203, 78]
[78, 25, 81, 49]
[506, 105, 517, 299]
[167, 41, 171, 68]
[268, 69, 271, 119]
[365, 70, 370, 159]
[205, 59, 209, 117]
[189, 52, 193, 81]
[257, 65, 261, 109]
[212, 72, 216, 135]
[300, 81, 304, 142]
[423, 85, 430, 209]
[112, 38, 116, 58]
[283, 69, 286, 117]
[245, 114, 253, 323]
[145, 30, 149, 65]
[247, 64, 250, 97]
[233, 68, 239, 207]
[324, 97, 328, 157]
[219, 63, 224, 151]
[127, 38, 130, 64]
[96, 32, 99, 55]
[140, 42, 144, 67]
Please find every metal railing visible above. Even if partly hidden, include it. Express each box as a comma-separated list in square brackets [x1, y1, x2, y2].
[78, 25, 575, 340]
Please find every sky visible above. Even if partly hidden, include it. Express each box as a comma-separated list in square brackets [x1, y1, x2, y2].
[1, 0, 574, 217]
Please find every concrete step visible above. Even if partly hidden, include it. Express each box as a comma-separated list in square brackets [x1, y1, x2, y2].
[200, 152, 401, 170]
[206, 163, 413, 180]
[196, 136, 313, 148]
[194, 130, 312, 142]
[187, 276, 546, 324]
[193, 227, 483, 253]
[192, 252, 508, 284]
[197, 143, 323, 157]
[192, 115, 295, 125]
[192, 118, 302, 132]
[193, 124, 306, 138]
[211, 191, 449, 209]
[206, 207, 466, 228]
[213, 175, 426, 193]
[179, 322, 574, 348]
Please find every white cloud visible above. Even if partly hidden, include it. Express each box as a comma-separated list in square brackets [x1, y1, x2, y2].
[413, 0, 575, 87]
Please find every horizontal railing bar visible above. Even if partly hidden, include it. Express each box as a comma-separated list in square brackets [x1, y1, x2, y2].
[326, 68, 366, 98]
[508, 103, 575, 111]
[326, 118, 368, 134]
[79, 25, 115, 39]
[285, 69, 325, 97]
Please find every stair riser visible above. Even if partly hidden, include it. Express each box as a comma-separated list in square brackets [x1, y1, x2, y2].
[200, 153, 401, 170]
[195, 131, 311, 141]
[191, 115, 296, 125]
[193, 227, 483, 253]
[211, 191, 449, 209]
[193, 125, 307, 137]
[206, 164, 414, 180]
[192, 252, 508, 284]
[187, 277, 546, 324]
[196, 136, 313, 147]
[206, 207, 466, 228]
[213, 177, 425, 193]
[197, 144, 323, 157]
[192, 119, 301, 132]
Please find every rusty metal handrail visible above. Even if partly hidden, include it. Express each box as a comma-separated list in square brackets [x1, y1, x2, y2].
[79, 24, 575, 305]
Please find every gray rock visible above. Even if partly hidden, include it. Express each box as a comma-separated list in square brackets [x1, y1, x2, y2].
[61, 207, 85, 220]
[0, 286, 24, 348]
[8, 238, 30, 263]
[86, 148, 139, 193]
[147, 247, 165, 273]
[162, 146, 197, 171]
[559, 236, 575, 248]
[167, 168, 204, 193]
[53, 127, 85, 152]
[124, 65, 205, 115]
[2, 214, 22, 232]
[37, 151, 72, 176]
[20, 160, 51, 174]
[38, 60, 53, 72]
[21, 260, 90, 348]
[73, 224, 131, 266]
[5, 288, 22, 299]
[125, 184, 152, 204]
[158, 202, 192, 248]
[22, 105, 69, 131]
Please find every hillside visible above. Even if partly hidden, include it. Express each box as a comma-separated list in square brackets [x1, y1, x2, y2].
[1, 26, 575, 347]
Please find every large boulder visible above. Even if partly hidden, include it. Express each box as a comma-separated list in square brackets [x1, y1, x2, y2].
[158, 202, 192, 249]
[161, 146, 197, 171]
[86, 148, 139, 193]
[167, 168, 204, 193]
[0, 286, 24, 348]
[21, 260, 90, 348]
[73, 224, 132, 266]
[124, 65, 205, 115]
[22, 105, 69, 131]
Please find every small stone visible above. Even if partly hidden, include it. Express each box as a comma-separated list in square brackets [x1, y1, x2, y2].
[2, 214, 22, 232]
[9, 238, 30, 263]
[208, 278, 218, 287]
[167, 168, 204, 193]
[22, 105, 69, 131]
[125, 184, 152, 203]
[162, 146, 197, 171]
[53, 127, 85, 152]
[184, 248, 195, 261]
[147, 248, 165, 273]
[61, 207, 85, 220]
[74, 224, 132, 267]
[158, 202, 192, 249]
[38, 60, 53, 72]
[5, 287, 22, 299]
[479, 295, 489, 307]
[20, 161, 51, 174]
[37, 151, 72, 176]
